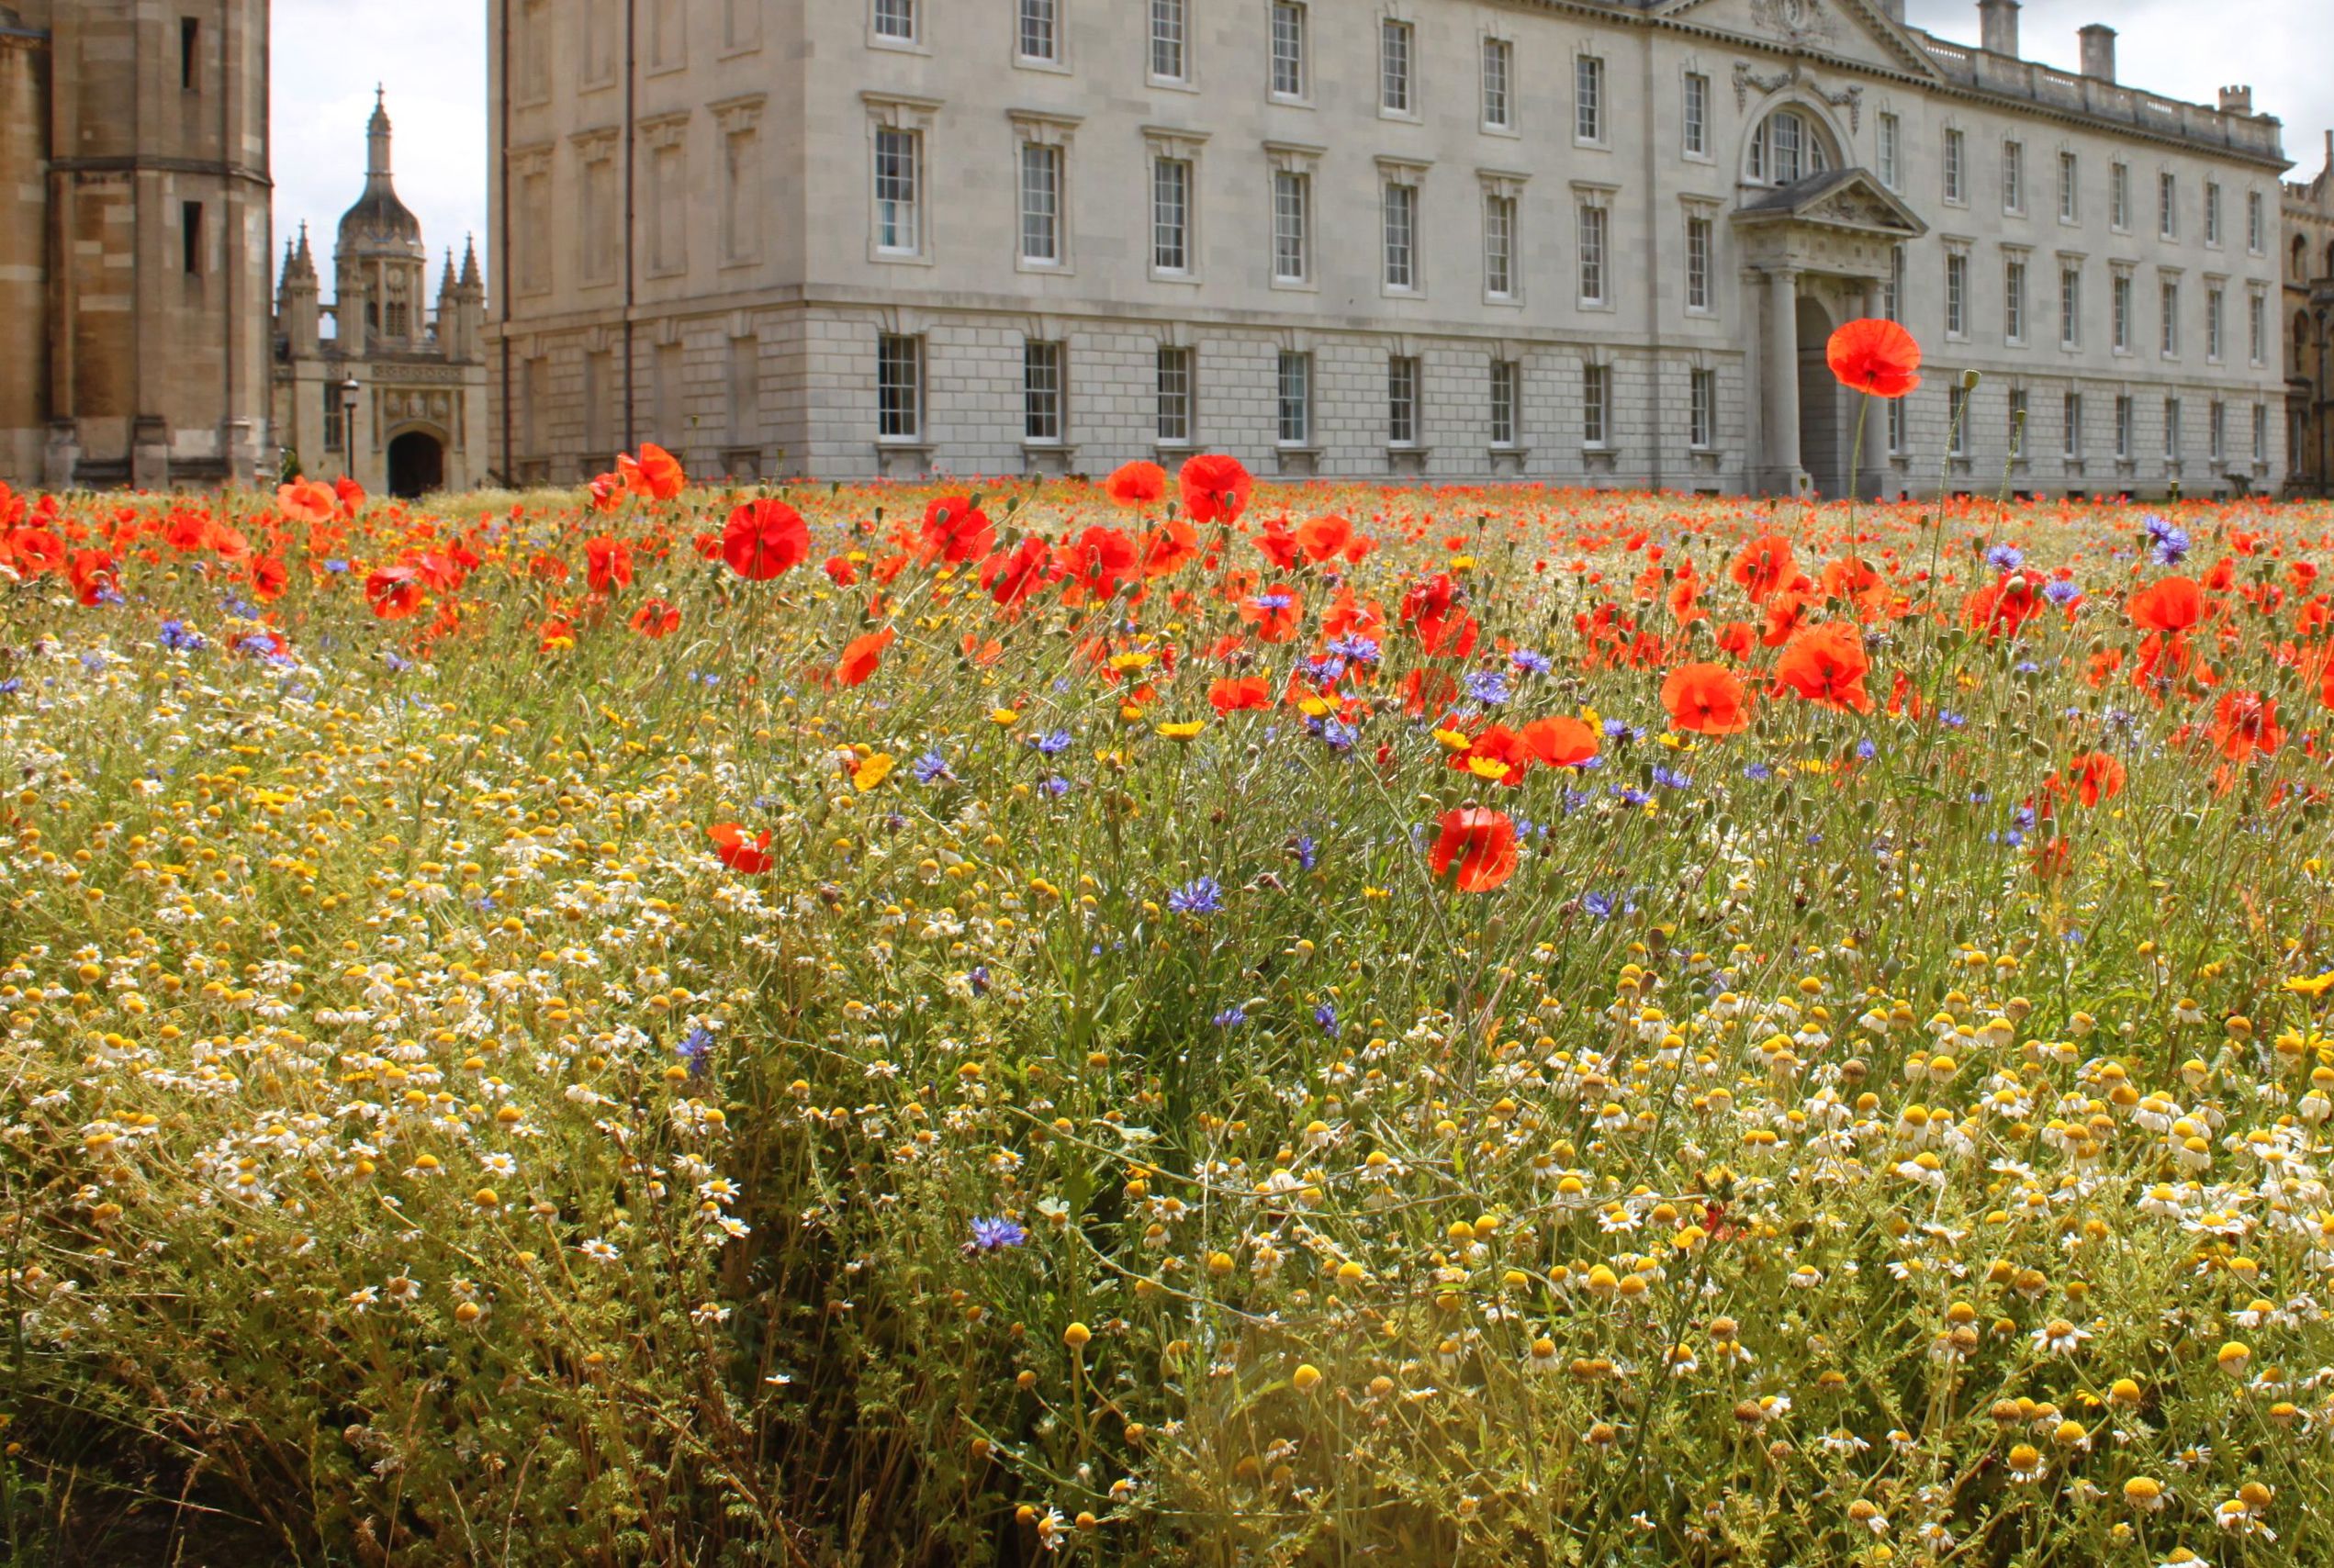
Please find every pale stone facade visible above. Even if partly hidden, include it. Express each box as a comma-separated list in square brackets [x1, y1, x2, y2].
[271, 95, 492, 498]
[0, 0, 273, 490]
[488, 0, 2291, 498]
[2283, 129, 2334, 496]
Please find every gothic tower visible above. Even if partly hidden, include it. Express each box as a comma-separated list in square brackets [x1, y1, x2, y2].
[0, 0, 273, 488]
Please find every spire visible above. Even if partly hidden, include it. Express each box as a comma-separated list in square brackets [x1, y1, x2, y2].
[458, 234, 484, 295]
[295, 221, 315, 274]
[367, 86, 392, 181]
[280, 222, 318, 287]
[439, 248, 458, 298]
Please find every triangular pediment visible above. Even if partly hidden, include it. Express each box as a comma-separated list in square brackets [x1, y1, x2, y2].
[1655, 0, 1944, 82]
[1734, 167, 1929, 237]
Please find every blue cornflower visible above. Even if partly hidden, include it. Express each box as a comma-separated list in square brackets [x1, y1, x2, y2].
[1856, 738, 1878, 760]
[1314, 1002, 1338, 1036]
[1509, 647, 1553, 675]
[1251, 590, 1295, 611]
[1213, 1004, 1248, 1028]
[1601, 718, 1644, 744]
[1292, 834, 1318, 871]
[1610, 785, 1653, 807]
[1327, 634, 1383, 666]
[1583, 890, 1618, 920]
[676, 1027, 714, 1079]
[0, 678, 19, 695]
[1319, 719, 1358, 753]
[1040, 775, 1072, 797]
[1035, 728, 1073, 755]
[1743, 761, 1774, 781]
[1304, 655, 1349, 687]
[79, 650, 107, 674]
[1464, 667, 1510, 705]
[2143, 517, 2191, 566]
[157, 620, 202, 652]
[914, 750, 953, 785]
[2042, 577, 2082, 608]
[1939, 710, 1969, 729]
[968, 966, 991, 996]
[966, 1216, 1028, 1253]
[323, 558, 351, 574]
[1168, 877, 1223, 916]
[1985, 543, 2025, 573]
[1651, 765, 1692, 790]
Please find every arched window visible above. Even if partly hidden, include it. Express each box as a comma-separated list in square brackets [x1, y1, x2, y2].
[1748, 106, 1834, 186]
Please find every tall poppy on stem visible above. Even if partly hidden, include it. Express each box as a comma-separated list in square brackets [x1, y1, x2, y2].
[1428, 808, 1518, 893]
[1177, 454, 1253, 525]
[1660, 662, 1753, 734]
[722, 499, 810, 580]
[1825, 319, 1923, 399]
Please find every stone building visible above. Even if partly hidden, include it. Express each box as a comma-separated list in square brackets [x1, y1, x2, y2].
[2283, 129, 2334, 496]
[272, 94, 491, 498]
[0, 0, 273, 490]
[488, 0, 2290, 498]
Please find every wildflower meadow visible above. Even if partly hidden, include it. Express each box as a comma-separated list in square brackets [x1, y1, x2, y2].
[6, 324, 2334, 1565]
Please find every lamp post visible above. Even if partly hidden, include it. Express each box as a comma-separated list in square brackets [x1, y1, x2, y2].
[338, 376, 363, 485]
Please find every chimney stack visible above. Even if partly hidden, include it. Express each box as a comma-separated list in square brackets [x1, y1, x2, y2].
[1978, 0, 2020, 57]
[2078, 23, 2116, 84]
[2217, 85, 2253, 117]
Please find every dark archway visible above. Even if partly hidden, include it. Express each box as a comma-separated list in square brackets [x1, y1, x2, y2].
[387, 431, 444, 499]
[1795, 294, 1845, 498]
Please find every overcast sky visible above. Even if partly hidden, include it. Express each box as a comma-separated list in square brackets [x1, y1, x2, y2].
[269, 0, 2333, 300]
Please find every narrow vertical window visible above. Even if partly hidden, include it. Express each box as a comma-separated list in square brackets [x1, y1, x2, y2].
[2250, 292, 2265, 363]
[2059, 151, 2078, 220]
[181, 200, 203, 275]
[1482, 39, 1512, 129]
[1380, 20, 1413, 115]
[1878, 113, 1900, 188]
[1946, 253, 1968, 337]
[1949, 383, 1969, 457]
[874, 127, 921, 255]
[1017, 0, 1058, 62]
[877, 334, 923, 441]
[2207, 286, 2224, 360]
[180, 17, 200, 90]
[2163, 397, 2180, 460]
[1887, 396, 1905, 454]
[2253, 402, 2267, 462]
[1582, 363, 1610, 446]
[2113, 274, 2132, 351]
[1943, 129, 1965, 203]
[1484, 194, 1516, 299]
[2062, 392, 2082, 458]
[2059, 265, 2080, 347]
[2160, 279, 2179, 356]
[2115, 395, 2133, 460]
[1156, 347, 1193, 444]
[1690, 369, 1715, 448]
[2111, 163, 2129, 229]
[1686, 216, 1711, 311]
[1024, 341, 1064, 442]
[1273, 171, 1308, 283]
[2002, 140, 2023, 214]
[2004, 258, 2026, 342]
[1152, 157, 1191, 274]
[1683, 73, 1709, 156]
[1575, 55, 1603, 142]
[2248, 190, 2265, 252]
[1884, 245, 1904, 323]
[1490, 360, 1520, 448]
[2205, 182, 2222, 246]
[1383, 181, 1417, 291]
[2160, 172, 2177, 240]
[1388, 356, 1419, 446]
[2210, 400, 2226, 461]
[2007, 389, 2027, 455]
[1019, 142, 1062, 264]
[1277, 352, 1310, 445]
[1270, 3, 1306, 98]
[1150, 0, 1186, 81]
[1578, 205, 1607, 305]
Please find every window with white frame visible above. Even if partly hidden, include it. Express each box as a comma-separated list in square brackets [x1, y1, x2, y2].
[2159, 171, 2177, 240]
[1381, 19, 1413, 115]
[1687, 214, 1712, 311]
[1946, 252, 1968, 337]
[2210, 399, 2226, 460]
[1270, 2, 1305, 97]
[2062, 391, 2082, 458]
[2250, 291, 2265, 363]
[1273, 167, 1309, 283]
[1878, 112, 1900, 189]
[873, 0, 915, 43]
[873, 125, 921, 255]
[1684, 73, 1710, 156]
[2110, 162, 2130, 230]
[1019, 141, 1063, 264]
[1948, 382, 1969, 456]
[2160, 277, 2180, 356]
[1884, 244, 1904, 322]
[1277, 351, 1311, 445]
[1152, 155, 1191, 274]
[2059, 263, 2080, 347]
[1690, 368, 1715, 449]
[2002, 140, 2024, 214]
[1150, 0, 1187, 82]
[2163, 397, 2180, 460]
[1490, 359, 1520, 447]
[2115, 394, 2133, 459]
[2112, 272, 2132, 352]
[2205, 181, 2222, 246]
[877, 333, 923, 441]
[1578, 202, 1607, 305]
[1482, 38, 1512, 129]
[2248, 190, 2265, 252]
[1156, 346, 1193, 444]
[1484, 191, 1517, 299]
[1583, 363, 1610, 446]
[1023, 341, 1063, 442]
[1943, 129, 1965, 203]
[2059, 151, 2078, 221]
[1017, 0, 1058, 62]
[2206, 285, 2224, 360]
[1388, 356, 1419, 446]
[1383, 176, 1419, 291]
[1887, 395, 1905, 454]
[1575, 54, 1603, 142]
[1751, 107, 1829, 185]
[2004, 257, 2026, 342]
[2008, 388, 2028, 455]
[2253, 402, 2267, 462]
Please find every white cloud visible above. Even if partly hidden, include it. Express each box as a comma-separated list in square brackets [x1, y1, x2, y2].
[272, 0, 487, 297]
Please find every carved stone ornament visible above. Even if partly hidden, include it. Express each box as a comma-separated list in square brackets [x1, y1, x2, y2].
[1751, 0, 1837, 47]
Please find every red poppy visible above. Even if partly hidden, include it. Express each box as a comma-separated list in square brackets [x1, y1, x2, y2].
[1105, 460, 1169, 507]
[1428, 808, 1519, 893]
[1520, 715, 1599, 770]
[1825, 318, 1923, 399]
[1729, 535, 1797, 604]
[1660, 662, 1752, 734]
[619, 442, 687, 500]
[2323, 655, 2334, 712]
[249, 556, 289, 601]
[1774, 623, 1874, 713]
[67, 549, 120, 607]
[333, 475, 367, 516]
[710, 822, 773, 874]
[2208, 690, 2284, 764]
[277, 480, 337, 525]
[1208, 675, 1273, 713]
[1177, 454, 1253, 525]
[722, 499, 810, 579]
[2053, 750, 2126, 808]
[1296, 514, 1353, 564]
[629, 598, 681, 639]
[836, 626, 896, 687]
[364, 564, 426, 620]
[983, 535, 1059, 609]
[2129, 576, 2205, 635]
[586, 536, 634, 594]
[918, 496, 994, 565]
[1058, 526, 1141, 602]
[1964, 570, 2046, 639]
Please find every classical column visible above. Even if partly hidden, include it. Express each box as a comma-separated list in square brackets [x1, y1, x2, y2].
[1765, 266, 1802, 495]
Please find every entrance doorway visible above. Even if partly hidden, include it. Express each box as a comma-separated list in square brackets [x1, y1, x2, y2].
[1795, 295, 1846, 498]
[387, 431, 444, 499]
